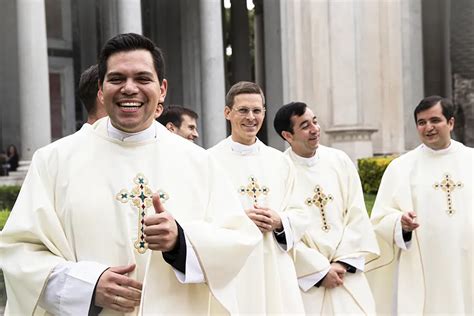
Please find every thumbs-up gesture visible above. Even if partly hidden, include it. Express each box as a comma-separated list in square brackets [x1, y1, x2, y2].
[143, 193, 178, 252]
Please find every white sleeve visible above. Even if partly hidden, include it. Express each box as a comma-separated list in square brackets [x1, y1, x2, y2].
[298, 266, 331, 292]
[273, 213, 294, 252]
[339, 257, 365, 272]
[38, 261, 109, 316]
[394, 216, 412, 250]
[172, 235, 205, 284]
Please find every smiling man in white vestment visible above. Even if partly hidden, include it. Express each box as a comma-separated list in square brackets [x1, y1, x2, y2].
[273, 101, 379, 315]
[157, 105, 200, 143]
[367, 95, 473, 315]
[0, 33, 261, 316]
[208, 81, 308, 314]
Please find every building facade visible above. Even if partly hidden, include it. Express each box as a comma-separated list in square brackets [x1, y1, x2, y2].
[0, 0, 472, 163]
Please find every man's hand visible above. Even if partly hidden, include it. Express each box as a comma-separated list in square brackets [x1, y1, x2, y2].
[94, 264, 142, 313]
[321, 263, 346, 289]
[245, 206, 282, 233]
[144, 193, 178, 252]
[401, 211, 419, 232]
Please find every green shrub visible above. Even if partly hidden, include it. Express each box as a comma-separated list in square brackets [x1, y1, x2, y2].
[0, 208, 11, 305]
[364, 193, 376, 216]
[0, 209, 10, 230]
[358, 156, 396, 194]
[0, 269, 5, 307]
[0, 185, 21, 210]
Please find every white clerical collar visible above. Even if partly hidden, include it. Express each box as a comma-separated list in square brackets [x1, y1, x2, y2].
[107, 119, 157, 142]
[421, 140, 454, 155]
[289, 148, 319, 167]
[229, 137, 260, 155]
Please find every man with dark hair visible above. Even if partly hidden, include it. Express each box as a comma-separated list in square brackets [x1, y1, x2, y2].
[367, 95, 473, 314]
[208, 81, 308, 314]
[0, 33, 261, 315]
[157, 105, 199, 142]
[78, 64, 107, 124]
[413, 95, 454, 125]
[274, 101, 379, 314]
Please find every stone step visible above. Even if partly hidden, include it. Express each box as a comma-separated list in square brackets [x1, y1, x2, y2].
[0, 177, 23, 186]
[0, 160, 29, 186]
[17, 160, 31, 172]
[8, 171, 27, 178]
[0, 173, 26, 186]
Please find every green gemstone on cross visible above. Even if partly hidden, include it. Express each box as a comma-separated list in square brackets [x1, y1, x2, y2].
[115, 173, 169, 254]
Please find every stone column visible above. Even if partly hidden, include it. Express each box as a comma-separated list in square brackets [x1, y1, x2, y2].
[99, 0, 142, 44]
[17, 0, 51, 161]
[263, 0, 286, 150]
[401, 0, 424, 150]
[230, 0, 251, 83]
[181, 0, 203, 146]
[254, 0, 265, 89]
[117, 0, 142, 34]
[278, 0, 381, 162]
[324, 1, 378, 161]
[0, 0, 21, 152]
[199, 0, 227, 148]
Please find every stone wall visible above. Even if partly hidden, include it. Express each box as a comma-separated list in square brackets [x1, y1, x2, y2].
[453, 75, 474, 146]
[451, 0, 474, 79]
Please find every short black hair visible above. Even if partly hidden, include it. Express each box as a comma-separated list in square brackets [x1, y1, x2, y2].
[78, 64, 99, 114]
[414, 95, 454, 123]
[274, 102, 308, 140]
[157, 105, 198, 128]
[98, 33, 166, 85]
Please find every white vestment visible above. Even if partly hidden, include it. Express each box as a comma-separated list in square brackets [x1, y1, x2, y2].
[208, 137, 308, 314]
[286, 146, 379, 315]
[35, 121, 206, 315]
[0, 119, 261, 315]
[367, 140, 473, 315]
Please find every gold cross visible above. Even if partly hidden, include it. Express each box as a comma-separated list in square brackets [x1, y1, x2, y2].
[306, 185, 333, 232]
[116, 173, 169, 254]
[239, 176, 269, 204]
[433, 173, 463, 216]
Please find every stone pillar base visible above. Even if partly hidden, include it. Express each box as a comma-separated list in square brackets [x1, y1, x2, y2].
[325, 126, 378, 164]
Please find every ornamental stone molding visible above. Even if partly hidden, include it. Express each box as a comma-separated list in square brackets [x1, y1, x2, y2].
[325, 126, 378, 164]
[325, 126, 378, 142]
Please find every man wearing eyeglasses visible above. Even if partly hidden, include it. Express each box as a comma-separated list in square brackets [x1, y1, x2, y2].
[0, 35, 262, 315]
[208, 81, 308, 314]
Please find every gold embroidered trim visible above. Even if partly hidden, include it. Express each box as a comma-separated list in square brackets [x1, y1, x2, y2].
[239, 175, 269, 205]
[433, 173, 463, 216]
[305, 185, 333, 232]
